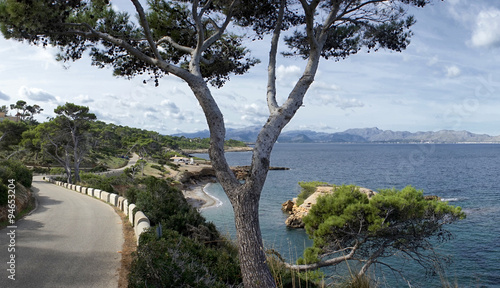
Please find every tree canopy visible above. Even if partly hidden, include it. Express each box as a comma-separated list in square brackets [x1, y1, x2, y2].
[289, 185, 465, 282]
[9, 100, 43, 124]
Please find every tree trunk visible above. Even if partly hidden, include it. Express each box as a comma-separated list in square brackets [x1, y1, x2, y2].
[230, 186, 276, 288]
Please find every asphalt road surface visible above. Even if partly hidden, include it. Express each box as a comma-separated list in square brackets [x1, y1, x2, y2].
[0, 176, 123, 287]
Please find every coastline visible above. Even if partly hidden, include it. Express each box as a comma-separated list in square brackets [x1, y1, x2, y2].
[183, 146, 253, 154]
[182, 181, 221, 210]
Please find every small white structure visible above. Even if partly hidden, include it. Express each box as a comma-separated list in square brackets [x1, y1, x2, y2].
[170, 155, 191, 164]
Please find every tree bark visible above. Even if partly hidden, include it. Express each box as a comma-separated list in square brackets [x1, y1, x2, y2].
[230, 185, 276, 288]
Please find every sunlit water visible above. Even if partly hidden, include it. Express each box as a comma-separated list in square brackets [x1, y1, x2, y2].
[194, 143, 500, 287]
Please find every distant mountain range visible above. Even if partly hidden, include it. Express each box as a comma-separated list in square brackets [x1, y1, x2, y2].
[173, 126, 500, 144]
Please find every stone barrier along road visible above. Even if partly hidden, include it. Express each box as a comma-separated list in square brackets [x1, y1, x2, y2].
[0, 176, 123, 287]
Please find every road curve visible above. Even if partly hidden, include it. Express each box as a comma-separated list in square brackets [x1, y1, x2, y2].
[0, 176, 123, 287]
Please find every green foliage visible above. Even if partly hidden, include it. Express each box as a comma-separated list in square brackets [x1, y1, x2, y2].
[0, 160, 32, 188]
[134, 177, 210, 235]
[130, 229, 241, 288]
[301, 185, 466, 276]
[224, 139, 248, 147]
[8, 100, 42, 124]
[296, 181, 330, 206]
[267, 251, 323, 288]
[0, 160, 32, 205]
[129, 177, 242, 287]
[79, 172, 114, 192]
[0, 119, 28, 151]
[49, 167, 65, 175]
[150, 164, 165, 172]
[88, 165, 108, 173]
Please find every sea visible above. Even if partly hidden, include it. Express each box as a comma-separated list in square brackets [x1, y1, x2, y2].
[193, 143, 500, 287]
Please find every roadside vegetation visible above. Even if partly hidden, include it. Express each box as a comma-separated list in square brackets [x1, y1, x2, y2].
[0, 159, 33, 227]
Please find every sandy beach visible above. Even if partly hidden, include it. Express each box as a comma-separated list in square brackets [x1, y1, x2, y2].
[182, 182, 220, 210]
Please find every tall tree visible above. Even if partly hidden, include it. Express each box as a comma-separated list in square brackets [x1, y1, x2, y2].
[0, 1, 434, 286]
[53, 103, 97, 183]
[9, 100, 43, 124]
[31, 121, 74, 183]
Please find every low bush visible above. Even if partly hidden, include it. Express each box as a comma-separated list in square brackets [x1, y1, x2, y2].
[79, 173, 114, 192]
[88, 165, 108, 173]
[296, 181, 330, 206]
[150, 164, 165, 172]
[49, 167, 65, 175]
[0, 160, 32, 206]
[0, 160, 32, 188]
[129, 176, 242, 287]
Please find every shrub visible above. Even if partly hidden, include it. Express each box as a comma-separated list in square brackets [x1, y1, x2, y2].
[31, 166, 50, 174]
[89, 165, 108, 173]
[49, 167, 65, 175]
[129, 176, 242, 287]
[0, 160, 32, 188]
[79, 173, 113, 192]
[130, 230, 241, 288]
[296, 181, 330, 206]
[150, 164, 165, 172]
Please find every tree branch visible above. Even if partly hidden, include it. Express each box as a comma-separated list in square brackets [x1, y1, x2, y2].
[131, 0, 163, 61]
[266, 0, 286, 113]
[284, 243, 359, 271]
[267, 0, 286, 113]
[157, 36, 194, 54]
[64, 22, 192, 81]
[201, 0, 238, 52]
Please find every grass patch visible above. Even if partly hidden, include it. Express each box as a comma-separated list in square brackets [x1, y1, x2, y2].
[100, 155, 128, 169]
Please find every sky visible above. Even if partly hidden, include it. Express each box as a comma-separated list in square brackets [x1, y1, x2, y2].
[1, 0, 500, 136]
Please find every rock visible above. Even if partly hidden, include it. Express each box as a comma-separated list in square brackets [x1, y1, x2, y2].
[281, 200, 294, 212]
[424, 195, 441, 201]
[174, 171, 193, 183]
[285, 214, 305, 228]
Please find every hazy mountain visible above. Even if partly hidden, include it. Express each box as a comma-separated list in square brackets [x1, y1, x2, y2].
[173, 127, 500, 143]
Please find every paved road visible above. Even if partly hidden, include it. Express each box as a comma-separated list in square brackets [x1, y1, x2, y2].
[100, 153, 140, 176]
[0, 176, 123, 287]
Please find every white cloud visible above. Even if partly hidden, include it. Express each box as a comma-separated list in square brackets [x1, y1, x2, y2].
[160, 100, 186, 121]
[0, 91, 10, 101]
[160, 100, 180, 114]
[75, 94, 94, 104]
[240, 103, 268, 125]
[471, 9, 500, 48]
[309, 94, 365, 110]
[310, 81, 340, 92]
[446, 65, 461, 78]
[18, 86, 57, 103]
[276, 65, 301, 82]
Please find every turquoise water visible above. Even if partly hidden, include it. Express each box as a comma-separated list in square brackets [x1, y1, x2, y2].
[194, 144, 500, 287]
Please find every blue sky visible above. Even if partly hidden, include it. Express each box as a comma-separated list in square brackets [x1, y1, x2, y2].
[1, 0, 500, 136]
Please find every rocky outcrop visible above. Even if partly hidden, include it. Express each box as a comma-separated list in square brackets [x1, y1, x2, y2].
[283, 185, 376, 228]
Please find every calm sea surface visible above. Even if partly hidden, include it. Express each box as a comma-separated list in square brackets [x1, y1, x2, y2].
[194, 143, 500, 287]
